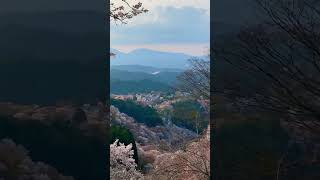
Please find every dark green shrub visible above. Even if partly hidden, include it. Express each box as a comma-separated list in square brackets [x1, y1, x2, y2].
[172, 99, 209, 133]
[111, 99, 163, 127]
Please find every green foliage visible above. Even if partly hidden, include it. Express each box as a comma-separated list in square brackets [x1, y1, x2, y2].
[110, 68, 181, 94]
[110, 68, 181, 85]
[0, 116, 107, 180]
[171, 99, 209, 133]
[110, 125, 139, 165]
[216, 118, 289, 180]
[111, 99, 163, 127]
[111, 79, 172, 94]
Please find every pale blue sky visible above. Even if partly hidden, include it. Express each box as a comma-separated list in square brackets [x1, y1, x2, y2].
[111, 0, 210, 56]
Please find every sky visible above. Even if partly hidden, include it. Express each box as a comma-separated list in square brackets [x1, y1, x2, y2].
[111, 0, 210, 56]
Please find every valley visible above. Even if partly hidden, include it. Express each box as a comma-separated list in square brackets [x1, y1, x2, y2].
[110, 61, 210, 177]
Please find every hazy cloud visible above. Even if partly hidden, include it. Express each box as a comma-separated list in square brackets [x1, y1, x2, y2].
[111, 6, 210, 45]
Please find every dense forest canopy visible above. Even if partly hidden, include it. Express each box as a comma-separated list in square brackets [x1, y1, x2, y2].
[172, 99, 209, 133]
[111, 98, 163, 127]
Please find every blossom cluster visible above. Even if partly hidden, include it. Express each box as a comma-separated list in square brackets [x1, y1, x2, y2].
[110, 139, 143, 180]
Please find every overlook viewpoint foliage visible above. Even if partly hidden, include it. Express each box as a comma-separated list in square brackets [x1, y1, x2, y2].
[111, 98, 163, 127]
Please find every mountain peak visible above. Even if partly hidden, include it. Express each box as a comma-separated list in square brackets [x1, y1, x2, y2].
[110, 48, 194, 69]
[129, 48, 190, 57]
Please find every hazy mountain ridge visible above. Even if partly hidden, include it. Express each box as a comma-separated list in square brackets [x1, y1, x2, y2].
[110, 65, 182, 94]
[111, 79, 172, 94]
[111, 68, 181, 84]
[110, 48, 197, 69]
[111, 65, 184, 74]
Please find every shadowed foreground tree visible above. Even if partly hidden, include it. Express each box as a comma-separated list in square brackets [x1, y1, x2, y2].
[178, 58, 210, 100]
[215, 0, 320, 134]
[214, 0, 320, 179]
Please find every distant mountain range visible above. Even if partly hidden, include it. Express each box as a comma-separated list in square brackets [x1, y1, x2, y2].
[110, 48, 200, 69]
[111, 66, 182, 85]
[109, 47, 208, 94]
[110, 65, 183, 94]
[111, 64, 183, 73]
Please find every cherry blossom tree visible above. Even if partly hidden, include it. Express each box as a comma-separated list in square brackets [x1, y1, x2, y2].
[110, 139, 144, 180]
[110, 0, 148, 24]
[109, 0, 148, 57]
[109, 2, 148, 179]
[149, 127, 210, 180]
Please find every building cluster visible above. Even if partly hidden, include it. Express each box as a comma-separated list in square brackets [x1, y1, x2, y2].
[111, 91, 195, 112]
[111, 94, 134, 101]
[111, 92, 165, 106]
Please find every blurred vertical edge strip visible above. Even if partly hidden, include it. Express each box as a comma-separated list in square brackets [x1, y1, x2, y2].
[0, 0, 110, 179]
[210, 0, 215, 179]
[106, 0, 111, 179]
[0, 1, 108, 105]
